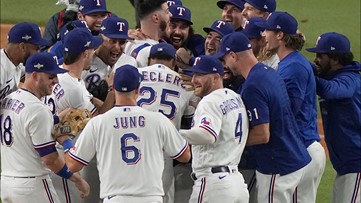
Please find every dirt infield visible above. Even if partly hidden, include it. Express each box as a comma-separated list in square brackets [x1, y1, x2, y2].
[0, 23, 329, 156]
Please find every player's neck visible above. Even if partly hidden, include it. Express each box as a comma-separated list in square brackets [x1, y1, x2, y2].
[140, 22, 162, 41]
[115, 93, 138, 106]
[63, 63, 84, 79]
[4, 46, 21, 66]
[276, 46, 294, 61]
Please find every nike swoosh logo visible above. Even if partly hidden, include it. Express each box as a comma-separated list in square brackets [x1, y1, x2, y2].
[89, 69, 98, 73]
[219, 175, 227, 179]
[6, 78, 12, 84]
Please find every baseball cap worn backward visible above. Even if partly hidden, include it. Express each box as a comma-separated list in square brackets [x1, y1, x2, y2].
[241, 17, 266, 39]
[306, 32, 351, 53]
[79, 0, 108, 15]
[203, 20, 234, 37]
[255, 12, 298, 35]
[7, 22, 50, 46]
[187, 55, 224, 75]
[149, 43, 177, 59]
[114, 65, 143, 92]
[167, 0, 183, 7]
[63, 28, 104, 54]
[217, 0, 245, 10]
[169, 5, 193, 25]
[100, 16, 133, 40]
[244, 0, 276, 13]
[213, 32, 252, 59]
[25, 52, 68, 74]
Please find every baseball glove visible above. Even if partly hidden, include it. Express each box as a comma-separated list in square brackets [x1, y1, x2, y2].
[55, 108, 92, 139]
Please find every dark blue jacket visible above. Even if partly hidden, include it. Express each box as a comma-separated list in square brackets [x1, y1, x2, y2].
[316, 61, 361, 175]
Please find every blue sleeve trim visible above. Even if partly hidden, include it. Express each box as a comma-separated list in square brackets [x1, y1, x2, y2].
[36, 145, 57, 157]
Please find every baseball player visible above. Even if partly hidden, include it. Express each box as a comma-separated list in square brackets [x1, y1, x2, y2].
[306, 32, 361, 203]
[63, 65, 191, 202]
[216, 32, 312, 202]
[257, 12, 326, 203]
[179, 55, 249, 203]
[216, 0, 245, 31]
[0, 52, 89, 203]
[81, 16, 137, 101]
[77, 0, 110, 36]
[44, 27, 109, 203]
[124, 0, 171, 67]
[136, 43, 197, 203]
[1, 22, 49, 101]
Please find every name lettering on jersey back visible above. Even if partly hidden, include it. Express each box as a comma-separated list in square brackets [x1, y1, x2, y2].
[219, 96, 244, 115]
[113, 116, 146, 129]
[0, 97, 25, 114]
[52, 84, 65, 100]
[140, 71, 186, 89]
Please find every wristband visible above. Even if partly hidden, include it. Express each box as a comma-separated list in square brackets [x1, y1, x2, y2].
[56, 164, 73, 179]
[63, 139, 73, 153]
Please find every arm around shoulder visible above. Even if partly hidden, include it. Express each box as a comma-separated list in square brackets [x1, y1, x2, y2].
[246, 123, 270, 146]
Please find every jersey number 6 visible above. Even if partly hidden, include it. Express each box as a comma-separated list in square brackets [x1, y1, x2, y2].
[121, 133, 141, 165]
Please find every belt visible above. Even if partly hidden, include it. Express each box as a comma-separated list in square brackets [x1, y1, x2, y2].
[2, 175, 36, 178]
[191, 166, 235, 181]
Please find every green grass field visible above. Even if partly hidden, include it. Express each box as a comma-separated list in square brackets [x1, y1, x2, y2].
[0, 0, 357, 202]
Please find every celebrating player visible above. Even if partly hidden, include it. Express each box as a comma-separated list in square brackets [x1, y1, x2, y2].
[179, 55, 250, 203]
[216, 0, 245, 31]
[63, 65, 191, 202]
[217, 32, 312, 202]
[0, 52, 89, 202]
[306, 32, 361, 203]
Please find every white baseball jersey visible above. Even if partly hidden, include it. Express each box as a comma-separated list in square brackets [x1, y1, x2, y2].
[68, 106, 188, 199]
[0, 89, 55, 177]
[124, 39, 158, 67]
[137, 64, 197, 130]
[82, 54, 138, 91]
[191, 88, 249, 171]
[0, 49, 24, 101]
[261, 53, 279, 70]
[44, 72, 96, 114]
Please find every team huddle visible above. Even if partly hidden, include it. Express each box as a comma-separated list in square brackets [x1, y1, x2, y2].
[0, 0, 360, 203]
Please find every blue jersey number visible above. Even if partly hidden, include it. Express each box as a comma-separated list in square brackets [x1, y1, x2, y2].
[43, 96, 56, 115]
[234, 113, 243, 143]
[137, 86, 179, 119]
[120, 133, 141, 165]
[0, 114, 14, 146]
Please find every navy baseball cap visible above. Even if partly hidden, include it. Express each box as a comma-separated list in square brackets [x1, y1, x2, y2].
[25, 52, 68, 74]
[100, 16, 133, 40]
[166, 0, 182, 6]
[60, 20, 88, 42]
[149, 43, 177, 59]
[244, 0, 276, 13]
[213, 32, 252, 59]
[217, 0, 245, 10]
[187, 55, 224, 75]
[114, 65, 143, 92]
[78, 0, 108, 15]
[203, 20, 234, 37]
[255, 11, 298, 34]
[306, 32, 351, 53]
[63, 28, 103, 54]
[7, 22, 49, 46]
[169, 5, 193, 25]
[241, 17, 266, 39]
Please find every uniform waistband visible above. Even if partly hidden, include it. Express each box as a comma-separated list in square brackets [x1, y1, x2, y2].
[2, 174, 50, 179]
[191, 165, 238, 180]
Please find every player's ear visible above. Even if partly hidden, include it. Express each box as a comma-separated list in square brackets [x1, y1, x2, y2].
[152, 13, 159, 23]
[77, 12, 84, 20]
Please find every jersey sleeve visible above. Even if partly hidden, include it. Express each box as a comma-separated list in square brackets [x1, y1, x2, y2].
[241, 84, 270, 127]
[193, 97, 222, 140]
[30, 107, 56, 150]
[159, 115, 188, 159]
[68, 118, 97, 165]
[316, 73, 359, 99]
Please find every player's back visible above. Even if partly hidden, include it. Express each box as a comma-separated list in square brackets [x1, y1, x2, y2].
[1, 89, 53, 177]
[69, 106, 188, 198]
[0, 49, 23, 101]
[137, 64, 195, 130]
[191, 88, 249, 171]
[124, 39, 158, 67]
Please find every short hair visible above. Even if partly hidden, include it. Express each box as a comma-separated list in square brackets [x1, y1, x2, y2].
[325, 52, 354, 66]
[63, 51, 82, 65]
[283, 33, 305, 51]
[136, 0, 167, 20]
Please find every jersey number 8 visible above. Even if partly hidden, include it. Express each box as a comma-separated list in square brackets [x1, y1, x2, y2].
[0, 114, 14, 146]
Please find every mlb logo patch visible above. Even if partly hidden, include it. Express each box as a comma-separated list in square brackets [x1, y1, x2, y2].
[201, 117, 210, 125]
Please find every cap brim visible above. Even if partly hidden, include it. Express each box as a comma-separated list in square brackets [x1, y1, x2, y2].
[82, 9, 109, 15]
[186, 66, 211, 74]
[217, 0, 244, 10]
[45, 67, 68, 74]
[103, 34, 134, 40]
[203, 27, 224, 37]
[305, 48, 319, 53]
[171, 17, 193, 25]
[254, 21, 270, 30]
[33, 38, 51, 46]
[213, 50, 228, 59]
[89, 36, 104, 49]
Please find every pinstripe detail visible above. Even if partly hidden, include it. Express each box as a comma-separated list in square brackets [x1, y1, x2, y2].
[351, 173, 361, 203]
[62, 178, 71, 203]
[293, 187, 298, 203]
[42, 179, 55, 203]
[268, 175, 276, 203]
[171, 142, 189, 159]
[248, 171, 256, 191]
[197, 177, 206, 203]
[34, 141, 56, 149]
[68, 152, 89, 165]
[199, 125, 217, 140]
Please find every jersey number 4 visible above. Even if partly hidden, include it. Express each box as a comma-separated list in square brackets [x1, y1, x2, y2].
[0, 114, 13, 146]
[235, 113, 243, 143]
